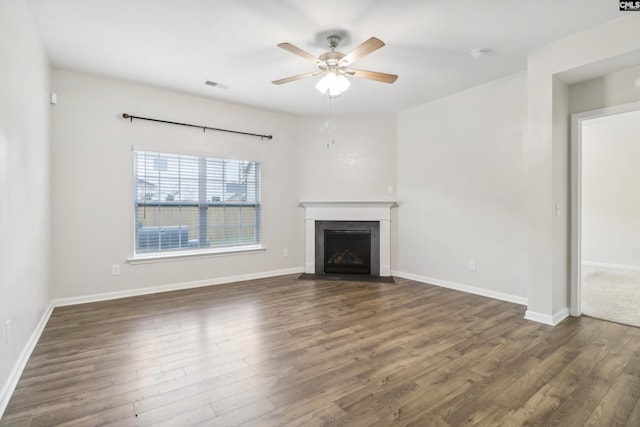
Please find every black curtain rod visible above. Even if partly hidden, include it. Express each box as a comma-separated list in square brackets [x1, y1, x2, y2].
[122, 113, 273, 140]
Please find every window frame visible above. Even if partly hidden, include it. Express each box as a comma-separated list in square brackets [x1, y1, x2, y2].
[130, 149, 264, 262]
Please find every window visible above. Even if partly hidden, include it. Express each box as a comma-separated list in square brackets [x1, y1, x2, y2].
[133, 150, 261, 256]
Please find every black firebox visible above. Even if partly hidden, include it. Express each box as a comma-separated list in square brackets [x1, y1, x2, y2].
[324, 230, 371, 275]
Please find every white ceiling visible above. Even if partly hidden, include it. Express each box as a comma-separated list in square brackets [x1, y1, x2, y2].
[28, 0, 621, 116]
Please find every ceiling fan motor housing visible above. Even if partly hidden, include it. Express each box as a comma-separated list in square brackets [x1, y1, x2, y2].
[327, 35, 341, 49]
[320, 51, 346, 67]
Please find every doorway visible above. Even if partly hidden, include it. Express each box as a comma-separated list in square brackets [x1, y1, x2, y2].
[571, 102, 640, 327]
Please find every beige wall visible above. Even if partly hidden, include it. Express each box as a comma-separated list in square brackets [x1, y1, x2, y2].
[296, 113, 397, 203]
[571, 64, 640, 269]
[526, 14, 640, 324]
[0, 0, 51, 412]
[581, 109, 640, 267]
[396, 72, 528, 303]
[570, 64, 640, 114]
[50, 70, 303, 299]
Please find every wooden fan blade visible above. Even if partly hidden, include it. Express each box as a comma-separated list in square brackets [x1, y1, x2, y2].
[340, 37, 385, 65]
[277, 42, 320, 64]
[272, 70, 324, 85]
[347, 69, 398, 83]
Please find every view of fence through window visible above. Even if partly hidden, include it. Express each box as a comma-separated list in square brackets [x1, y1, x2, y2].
[134, 150, 261, 254]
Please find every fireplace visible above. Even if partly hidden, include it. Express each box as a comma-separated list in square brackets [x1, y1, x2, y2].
[315, 221, 380, 275]
[324, 230, 371, 274]
[301, 201, 396, 277]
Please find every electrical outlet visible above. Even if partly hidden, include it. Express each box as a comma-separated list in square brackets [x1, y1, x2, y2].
[282, 248, 289, 257]
[5, 320, 12, 344]
[111, 264, 120, 276]
[468, 260, 477, 271]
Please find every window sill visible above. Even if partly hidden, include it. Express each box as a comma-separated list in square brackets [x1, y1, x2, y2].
[128, 245, 266, 264]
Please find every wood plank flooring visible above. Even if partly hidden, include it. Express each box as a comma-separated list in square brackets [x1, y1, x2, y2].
[2, 274, 639, 426]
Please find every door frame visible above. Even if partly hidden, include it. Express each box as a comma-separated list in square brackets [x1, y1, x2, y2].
[570, 100, 640, 317]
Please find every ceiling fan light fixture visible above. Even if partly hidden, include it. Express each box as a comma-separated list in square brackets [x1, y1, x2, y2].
[335, 74, 351, 92]
[316, 71, 336, 94]
[316, 71, 351, 96]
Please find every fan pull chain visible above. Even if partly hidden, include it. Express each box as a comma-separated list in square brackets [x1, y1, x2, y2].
[322, 94, 337, 148]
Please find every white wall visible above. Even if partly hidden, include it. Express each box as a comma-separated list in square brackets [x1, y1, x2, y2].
[526, 14, 640, 324]
[395, 72, 528, 303]
[551, 77, 570, 315]
[50, 70, 302, 300]
[296, 113, 397, 202]
[569, 64, 640, 113]
[582, 109, 640, 267]
[0, 0, 51, 414]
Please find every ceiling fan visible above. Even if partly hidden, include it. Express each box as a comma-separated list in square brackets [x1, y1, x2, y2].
[272, 34, 398, 96]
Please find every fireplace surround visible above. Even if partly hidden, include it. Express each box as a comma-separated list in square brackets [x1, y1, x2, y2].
[300, 201, 396, 277]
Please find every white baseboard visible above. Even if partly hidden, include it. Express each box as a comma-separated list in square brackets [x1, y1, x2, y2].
[53, 267, 304, 307]
[524, 307, 570, 326]
[582, 260, 640, 273]
[0, 301, 54, 419]
[554, 308, 570, 324]
[391, 270, 528, 306]
[524, 310, 553, 325]
[380, 264, 391, 277]
[304, 262, 314, 274]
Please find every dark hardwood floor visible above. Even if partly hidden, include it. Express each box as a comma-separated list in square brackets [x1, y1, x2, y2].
[2, 274, 639, 426]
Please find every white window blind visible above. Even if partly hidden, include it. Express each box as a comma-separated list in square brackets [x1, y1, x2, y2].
[134, 150, 261, 255]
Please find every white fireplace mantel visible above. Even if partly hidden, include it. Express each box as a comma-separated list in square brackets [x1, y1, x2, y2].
[300, 201, 397, 276]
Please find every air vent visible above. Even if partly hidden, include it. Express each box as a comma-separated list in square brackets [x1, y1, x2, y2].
[205, 80, 229, 89]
